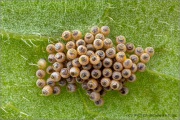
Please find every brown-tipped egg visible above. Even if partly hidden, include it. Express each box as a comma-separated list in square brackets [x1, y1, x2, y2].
[46, 78, 55, 87]
[113, 62, 123, 71]
[86, 44, 96, 51]
[79, 55, 89, 66]
[127, 74, 136, 82]
[116, 43, 126, 52]
[87, 79, 98, 90]
[90, 26, 100, 35]
[82, 63, 92, 70]
[122, 69, 131, 78]
[93, 61, 102, 69]
[102, 68, 112, 78]
[134, 47, 144, 56]
[126, 43, 135, 53]
[123, 59, 133, 69]
[66, 41, 76, 50]
[112, 71, 122, 81]
[119, 87, 129, 95]
[55, 52, 66, 63]
[46, 44, 55, 54]
[95, 33, 105, 40]
[72, 30, 82, 40]
[66, 48, 78, 60]
[69, 67, 80, 77]
[100, 26, 110, 36]
[76, 39, 86, 47]
[103, 38, 113, 49]
[90, 54, 100, 65]
[80, 70, 90, 80]
[129, 54, 139, 63]
[50, 72, 61, 82]
[105, 47, 116, 58]
[145, 47, 154, 57]
[116, 52, 126, 63]
[91, 69, 102, 79]
[67, 83, 77, 92]
[94, 98, 104, 106]
[58, 79, 67, 87]
[36, 69, 46, 78]
[130, 63, 138, 73]
[77, 45, 87, 55]
[140, 53, 150, 63]
[95, 50, 105, 60]
[46, 66, 54, 74]
[60, 68, 70, 78]
[36, 79, 46, 88]
[102, 58, 113, 67]
[110, 80, 123, 90]
[55, 42, 65, 52]
[84, 33, 94, 44]
[42, 85, 53, 96]
[137, 62, 146, 72]
[62, 30, 72, 41]
[53, 62, 63, 72]
[72, 58, 81, 67]
[93, 39, 104, 50]
[48, 54, 56, 63]
[89, 92, 100, 101]
[116, 35, 126, 44]
[86, 50, 95, 57]
[53, 86, 61, 95]
[100, 77, 111, 87]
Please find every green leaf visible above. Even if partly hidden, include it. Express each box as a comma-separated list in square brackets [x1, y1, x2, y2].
[0, 0, 179, 120]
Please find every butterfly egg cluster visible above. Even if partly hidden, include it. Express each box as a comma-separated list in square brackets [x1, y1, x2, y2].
[35, 26, 154, 106]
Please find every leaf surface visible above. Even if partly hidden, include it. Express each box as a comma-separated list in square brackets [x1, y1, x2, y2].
[0, 0, 179, 119]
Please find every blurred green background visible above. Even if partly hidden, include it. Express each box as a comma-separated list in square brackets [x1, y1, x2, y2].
[0, 0, 179, 120]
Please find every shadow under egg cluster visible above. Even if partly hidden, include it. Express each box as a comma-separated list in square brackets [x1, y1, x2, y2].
[35, 26, 154, 106]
